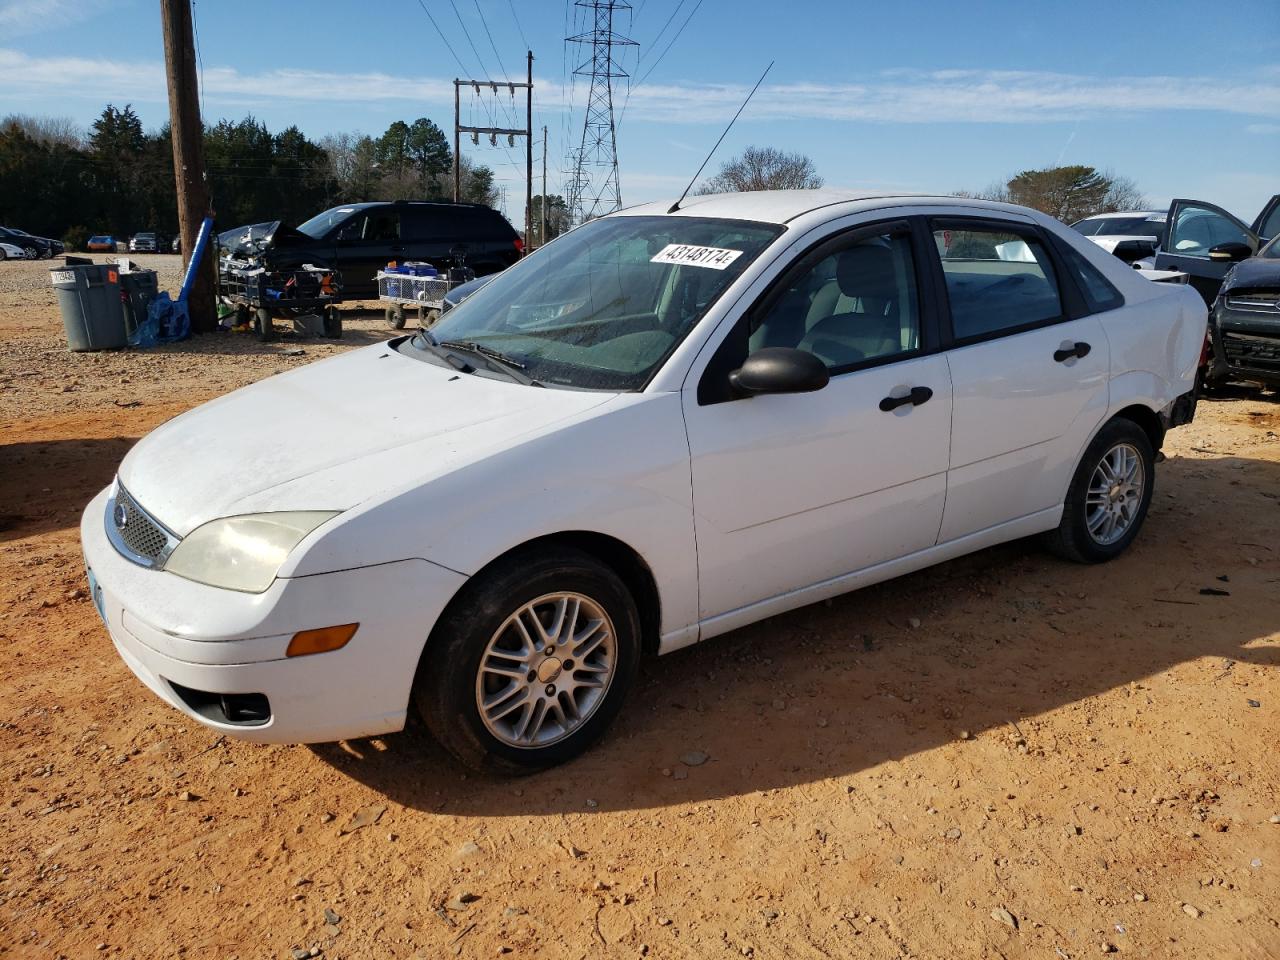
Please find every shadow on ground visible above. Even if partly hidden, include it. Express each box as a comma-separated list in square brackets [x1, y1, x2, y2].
[313, 449, 1280, 816]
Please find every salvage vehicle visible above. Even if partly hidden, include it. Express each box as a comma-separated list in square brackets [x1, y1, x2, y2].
[0, 241, 29, 260]
[1153, 195, 1280, 304]
[86, 235, 117, 252]
[1071, 210, 1166, 263]
[0, 225, 56, 259]
[129, 232, 159, 253]
[219, 201, 522, 298]
[1201, 231, 1280, 391]
[81, 191, 1206, 773]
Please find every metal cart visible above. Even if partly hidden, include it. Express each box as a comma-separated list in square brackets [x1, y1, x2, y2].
[376, 270, 455, 330]
[219, 258, 344, 341]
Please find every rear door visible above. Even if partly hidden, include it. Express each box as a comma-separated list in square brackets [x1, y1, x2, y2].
[1155, 199, 1260, 304]
[1251, 194, 1280, 244]
[929, 218, 1110, 543]
[332, 208, 402, 294]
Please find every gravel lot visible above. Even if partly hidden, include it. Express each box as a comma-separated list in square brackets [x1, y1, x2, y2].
[1, 253, 1278, 959]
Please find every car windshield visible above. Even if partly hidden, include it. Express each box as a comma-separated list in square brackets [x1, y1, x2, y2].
[399, 215, 782, 391]
[1074, 216, 1164, 238]
[296, 206, 360, 239]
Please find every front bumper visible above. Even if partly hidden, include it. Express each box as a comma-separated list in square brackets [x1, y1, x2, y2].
[1208, 302, 1280, 388]
[81, 486, 467, 744]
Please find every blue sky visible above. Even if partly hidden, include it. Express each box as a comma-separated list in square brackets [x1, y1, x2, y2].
[2, 0, 1278, 225]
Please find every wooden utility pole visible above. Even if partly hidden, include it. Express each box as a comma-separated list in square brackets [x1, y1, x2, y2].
[160, 0, 214, 332]
[525, 50, 533, 254]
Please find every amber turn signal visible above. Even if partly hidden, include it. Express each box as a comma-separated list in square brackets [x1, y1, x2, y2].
[286, 623, 358, 658]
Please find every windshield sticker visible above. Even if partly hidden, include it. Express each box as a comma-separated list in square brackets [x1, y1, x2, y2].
[650, 243, 744, 270]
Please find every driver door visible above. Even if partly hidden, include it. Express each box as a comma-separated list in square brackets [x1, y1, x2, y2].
[1155, 199, 1260, 304]
[1250, 194, 1280, 245]
[683, 220, 952, 627]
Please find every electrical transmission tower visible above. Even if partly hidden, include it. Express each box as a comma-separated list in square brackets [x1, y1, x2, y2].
[567, 0, 635, 225]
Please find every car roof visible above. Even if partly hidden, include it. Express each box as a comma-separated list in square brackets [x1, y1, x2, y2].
[1077, 211, 1165, 221]
[617, 189, 1054, 226]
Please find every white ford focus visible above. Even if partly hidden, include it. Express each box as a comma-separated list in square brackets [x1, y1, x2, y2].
[81, 191, 1207, 772]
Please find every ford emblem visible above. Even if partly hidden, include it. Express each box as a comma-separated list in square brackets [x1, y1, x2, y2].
[113, 501, 128, 530]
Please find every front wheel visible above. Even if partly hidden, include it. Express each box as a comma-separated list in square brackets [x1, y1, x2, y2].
[23, 246, 37, 260]
[414, 546, 641, 774]
[385, 304, 406, 329]
[1042, 418, 1155, 564]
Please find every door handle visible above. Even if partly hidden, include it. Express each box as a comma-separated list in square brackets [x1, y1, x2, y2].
[879, 386, 933, 412]
[1054, 341, 1092, 362]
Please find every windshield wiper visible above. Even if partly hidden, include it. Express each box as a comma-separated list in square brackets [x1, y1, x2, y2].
[435, 339, 543, 387]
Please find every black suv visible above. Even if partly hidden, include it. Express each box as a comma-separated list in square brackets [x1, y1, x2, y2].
[0, 226, 61, 259]
[219, 201, 523, 297]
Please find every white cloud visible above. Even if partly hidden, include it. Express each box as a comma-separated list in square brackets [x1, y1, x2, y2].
[0, 0, 111, 36]
[2, 47, 1278, 127]
[1245, 122, 1280, 135]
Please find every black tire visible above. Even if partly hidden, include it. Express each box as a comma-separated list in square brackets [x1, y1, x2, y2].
[23, 246, 37, 260]
[323, 306, 343, 339]
[414, 546, 642, 775]
[233, 304, 250, 327]
[385, 304, 406, 329]
[1042, 418, 1155, 564]
[253, 307, 275, 342]
[0, 247, 6, 261]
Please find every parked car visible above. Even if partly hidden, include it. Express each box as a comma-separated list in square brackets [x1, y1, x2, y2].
[172, 235, 181, 254]
[129, 232, 159, 253]
[439, 272, 496, 314]
[82, 191, 1205, 772]
[1152, 195, 1280, 304]
[1072, 210, 1167, 263]
[0, 226, 56, 259]
[218, 201, 523, 297]
[87, 235, 117, 252]
[0, 241, 29, 260]
[1197, 231, 1280, 391]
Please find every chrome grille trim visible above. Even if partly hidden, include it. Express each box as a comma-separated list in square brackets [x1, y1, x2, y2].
[104, 481, 181, 569]
[1224, 293, 1280, 314]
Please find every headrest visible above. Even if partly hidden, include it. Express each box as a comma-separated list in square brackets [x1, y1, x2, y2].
[836, 243, 897, 301]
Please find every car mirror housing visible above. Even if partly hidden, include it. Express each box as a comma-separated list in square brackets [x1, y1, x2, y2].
[729, 347, 829, 397]
[1208, 241, 1252, 263]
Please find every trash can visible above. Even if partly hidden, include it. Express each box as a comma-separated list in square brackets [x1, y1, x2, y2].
[118, 269, 159, 341]
[51, 263, 126, 351]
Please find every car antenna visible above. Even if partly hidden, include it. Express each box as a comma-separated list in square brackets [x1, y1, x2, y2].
[668, 61, 775, 214]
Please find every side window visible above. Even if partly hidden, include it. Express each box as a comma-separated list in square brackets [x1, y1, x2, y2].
[365, 210, 400, 241]
[1169, 204, 1247, 257]
[932, 224, 1063, 340]
[1260, 203, 1280, 242]
[1057, 241, 1124, 313]
[334, 215, 366, 242]
[748, 229, 920, 371]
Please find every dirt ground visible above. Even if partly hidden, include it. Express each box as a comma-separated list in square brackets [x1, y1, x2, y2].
[2, 254, 1278, 960]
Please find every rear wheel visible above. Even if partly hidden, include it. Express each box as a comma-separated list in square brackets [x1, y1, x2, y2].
[253, 307, 275, 342]
[1042, 418, 1154, 564]
[23, 246, 37, 260]
[414, 546, 641, 774]
[323, 305, 343, 339]
[0, 247, 6, 261]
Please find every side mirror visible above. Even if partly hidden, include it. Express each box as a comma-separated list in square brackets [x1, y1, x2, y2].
[729, 347, 829, 397]
[1208, 241, 1252, 263]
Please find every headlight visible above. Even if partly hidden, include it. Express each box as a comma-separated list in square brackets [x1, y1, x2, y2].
[164, 512, 339, 593]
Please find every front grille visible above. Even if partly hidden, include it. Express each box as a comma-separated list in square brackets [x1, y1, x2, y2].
[1222, 330, 1280, 373]
[106, 483, 179, 568]
[1225, 290, 1280, 314]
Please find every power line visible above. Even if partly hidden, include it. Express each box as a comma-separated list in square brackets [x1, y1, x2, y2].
[618, 0, 704, 126]
[415, 0, 471, 76]
[448, 0, 492, 77]
[506, 0, 530, 50]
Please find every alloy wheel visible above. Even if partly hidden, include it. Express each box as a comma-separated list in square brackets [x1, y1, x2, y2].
[475, 592, 616, 748]
[1085, 442, 1145, 546]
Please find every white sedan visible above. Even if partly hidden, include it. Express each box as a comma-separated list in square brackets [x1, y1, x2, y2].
[0, 242, 28, 261]
[81, 191, 1207, 772]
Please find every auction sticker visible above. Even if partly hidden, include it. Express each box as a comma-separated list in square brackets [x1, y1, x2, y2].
[50, 270, 75, 284]
[650, 244, 743, 270]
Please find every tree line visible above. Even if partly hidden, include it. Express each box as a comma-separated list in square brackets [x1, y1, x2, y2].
[0, 105, 502, 249]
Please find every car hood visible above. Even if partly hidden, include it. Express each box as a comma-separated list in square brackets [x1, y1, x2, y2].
[1221, 256, 1280, 295]
[219, 220, 313, 258]
[117, 342, 616, 536]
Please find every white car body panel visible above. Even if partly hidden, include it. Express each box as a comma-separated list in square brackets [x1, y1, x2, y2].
[0, 242, 27, 259]
[80, 190, 1207, 745]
